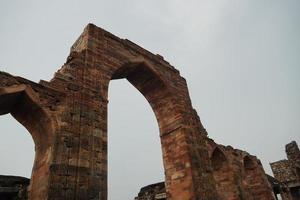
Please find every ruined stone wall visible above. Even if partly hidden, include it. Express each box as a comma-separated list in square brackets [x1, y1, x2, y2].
[286, 141, 300, 163]
[135, 182, 166, 200]
[271, 141, 300, 183]
[207, 139, 274, 200]
[271, 160, 295, 183]
[271, 141, 300, 200]
[136, 139, 275, 200]
[286, 141, 300, 181]
[0, 24, 277, 200]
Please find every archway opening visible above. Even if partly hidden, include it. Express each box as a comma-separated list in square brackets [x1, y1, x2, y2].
[111, 62, 176, 132]
[107, 61, 188, 199]
[0, 85, 55, 198]
[0, 114, 34, 178]
[108, 78, 164, 200]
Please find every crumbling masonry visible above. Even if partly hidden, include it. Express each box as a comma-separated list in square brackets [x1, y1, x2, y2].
[271, 141, 300, 199]
[0, 24, 275, 200]
[135, 138, 276, 200]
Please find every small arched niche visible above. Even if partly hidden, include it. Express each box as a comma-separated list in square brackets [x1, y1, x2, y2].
[243, 156, 256, 171]
[211, 147, 228, 171]
[296, 167, 300, 178]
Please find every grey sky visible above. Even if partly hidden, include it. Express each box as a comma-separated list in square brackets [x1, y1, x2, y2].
[0, 1, 299, 199]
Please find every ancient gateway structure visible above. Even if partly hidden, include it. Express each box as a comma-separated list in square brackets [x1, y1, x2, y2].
[0, 24, 275, 200]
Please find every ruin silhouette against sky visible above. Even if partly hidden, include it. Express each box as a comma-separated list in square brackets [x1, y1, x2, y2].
[0, 1, 299, 200]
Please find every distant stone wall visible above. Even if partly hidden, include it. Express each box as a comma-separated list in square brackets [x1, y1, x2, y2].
[271, 141, 300, 200]
[0, 175, 29, 200]
[271, 160, 295, 183]
[135, 182, 166, 200]
[286, 141, 300, 164]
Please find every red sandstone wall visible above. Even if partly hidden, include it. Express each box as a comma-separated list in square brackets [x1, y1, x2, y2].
[207, 139, 275, 200]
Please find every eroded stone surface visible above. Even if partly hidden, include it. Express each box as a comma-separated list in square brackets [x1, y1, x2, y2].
[136, 138, 276, 200]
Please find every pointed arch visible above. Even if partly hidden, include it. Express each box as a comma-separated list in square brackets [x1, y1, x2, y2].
[103, 57, 213, 198]
[42, 24, 220, 199]
[211, 147, 228, 171]
[110, 60, 180, 136]
[0, 84, 56, 199]
[0, 84, 55, 149]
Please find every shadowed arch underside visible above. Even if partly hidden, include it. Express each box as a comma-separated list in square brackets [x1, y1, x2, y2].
[211, 147, 228, 171]
[243, 156, 256, 171]
[296, 167, 300, 178]
[210, 147, 237, 200]
[111, 61, 178, 135]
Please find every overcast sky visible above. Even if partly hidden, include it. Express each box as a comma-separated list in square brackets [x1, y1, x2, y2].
[0, 1, 299, 199]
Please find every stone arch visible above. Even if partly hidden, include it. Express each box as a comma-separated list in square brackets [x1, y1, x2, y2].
[31, 24, 219, 200]
[104, 60, 199, 199]
[0, 84, 55, 199]
[109, 60, 178, 134]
